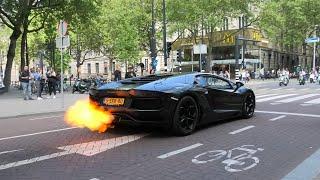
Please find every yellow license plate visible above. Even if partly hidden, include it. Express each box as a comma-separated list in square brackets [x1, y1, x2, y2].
[105, 98, 125, 106]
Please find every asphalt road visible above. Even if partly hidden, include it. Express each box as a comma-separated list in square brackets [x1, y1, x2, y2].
[1, 79, 320, 180]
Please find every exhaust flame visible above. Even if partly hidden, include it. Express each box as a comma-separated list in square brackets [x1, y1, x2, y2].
[64, 100, 114, 133]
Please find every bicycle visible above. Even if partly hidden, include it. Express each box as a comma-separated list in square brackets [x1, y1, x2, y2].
[192, 145, 264, 173]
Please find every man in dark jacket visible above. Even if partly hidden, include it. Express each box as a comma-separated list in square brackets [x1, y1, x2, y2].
[20, 66, 33, 100]
[114, 69, 121, 81]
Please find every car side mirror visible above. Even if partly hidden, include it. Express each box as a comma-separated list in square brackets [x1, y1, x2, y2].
[236, 81, 244, 88]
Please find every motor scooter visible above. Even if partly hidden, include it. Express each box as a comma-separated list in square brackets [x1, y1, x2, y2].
[279, 75, 289, 86]
[310, 73, 315, 83]
[299, 74, 306, 85]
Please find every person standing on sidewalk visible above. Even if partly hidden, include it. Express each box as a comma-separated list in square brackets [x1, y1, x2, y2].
[20, 66, 33, 100]
[33, 68, 43, 100]
[46, 68, 57, 99]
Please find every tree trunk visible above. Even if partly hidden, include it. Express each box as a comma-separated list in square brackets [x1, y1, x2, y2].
[20, 31, 27, 71]
[3, 29, 22, 92]
[206, 45, 212, 73]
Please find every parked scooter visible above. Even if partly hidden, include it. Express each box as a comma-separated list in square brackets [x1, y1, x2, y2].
[72, 79, 89, 94]
[279, 74, 289, 86]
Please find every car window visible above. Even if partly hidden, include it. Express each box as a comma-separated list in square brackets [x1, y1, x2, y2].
[207, 76, 232, 89]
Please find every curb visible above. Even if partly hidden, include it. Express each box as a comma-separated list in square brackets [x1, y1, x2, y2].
[0, 110, 66, 120]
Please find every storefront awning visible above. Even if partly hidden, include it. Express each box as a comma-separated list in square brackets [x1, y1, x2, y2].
[212, 59, 261, 65]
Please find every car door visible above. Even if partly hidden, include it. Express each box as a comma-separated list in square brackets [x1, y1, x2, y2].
[206, 76, 240, 118]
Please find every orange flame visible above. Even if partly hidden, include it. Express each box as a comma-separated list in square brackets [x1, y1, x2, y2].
[64, 100, 114, 133]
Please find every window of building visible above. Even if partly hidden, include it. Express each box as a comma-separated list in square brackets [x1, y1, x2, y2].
[104, 62, 108, 74]
[95, 63, 99, 74]
[87, 63, 91, 74]
[145, 59, 149, 71]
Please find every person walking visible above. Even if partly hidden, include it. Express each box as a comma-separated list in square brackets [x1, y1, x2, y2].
[46, 68, 57, 99]
[20, 66, 33, 100]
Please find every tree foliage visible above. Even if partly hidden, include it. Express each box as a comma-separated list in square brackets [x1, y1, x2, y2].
[259, 0, 320, 46]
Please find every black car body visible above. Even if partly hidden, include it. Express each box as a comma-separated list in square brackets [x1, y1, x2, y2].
[89, 73, 255, 135]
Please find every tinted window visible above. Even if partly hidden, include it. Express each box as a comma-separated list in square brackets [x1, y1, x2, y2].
[196, 76, 232, 89]
[208, 77, 232, 89]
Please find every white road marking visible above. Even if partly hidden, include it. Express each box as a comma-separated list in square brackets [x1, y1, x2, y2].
[0, 149, 23, 155]
[157, 143, 203, 159]
[270, 88, 282, 91]
[89, 178, 100, 180]
[255, 94, 278, 98]
[286, 88, 295, 90]
[270, 102, 282, 105]
[58, 134, 148, 156]
[301, 104, 314, 107]
[276, 94, 319, 103]
[229, 126, 255, 135]
[0, 134, 146, 171]
[28, 115, 63, 121]
[304, 97, 320, 104]
[269, 115, 286, 121]
[0, 127, 78, 142]
[256, 94, 297, 102]
[300, 88, 309, 91]
[256, 110, 320, 118]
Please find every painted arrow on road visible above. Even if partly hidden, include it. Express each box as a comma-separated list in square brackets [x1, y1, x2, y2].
[0, 134, 147, 171]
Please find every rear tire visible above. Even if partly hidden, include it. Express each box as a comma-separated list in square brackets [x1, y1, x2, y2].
[242, 93, 255, 119]
[171, 96, 199, 136]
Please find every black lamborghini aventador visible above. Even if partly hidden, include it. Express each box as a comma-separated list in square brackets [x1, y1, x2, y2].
[89, 73, 255, 136]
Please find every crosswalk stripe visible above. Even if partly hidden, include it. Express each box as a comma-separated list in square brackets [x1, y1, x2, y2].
[257, 88, 270, 91]
[300, 88, 309, 91]
[256, 94, 278, 98]
[256, 94, 297, 102]
[276, 94, 320, 103]
[304, 98, 320, 104]
[270, 88, 282, 91]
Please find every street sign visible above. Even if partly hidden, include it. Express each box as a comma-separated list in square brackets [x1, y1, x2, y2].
[305, 37, 320, 43]
[193, 44, 207, 54]
[57, 21, 68, 36]
[55, 35, 70, 49]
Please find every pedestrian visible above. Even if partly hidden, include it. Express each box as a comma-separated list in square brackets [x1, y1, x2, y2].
[114, 69, 121, 81]
[46, 68, 57, 99]
[33, 68, 43, 100]
[125, 67, 136, 79]
[224, 70, 230, 79]
[30, 67, 36, 95]
[259, 67, 264, 80]
[20, 66, 33, 100]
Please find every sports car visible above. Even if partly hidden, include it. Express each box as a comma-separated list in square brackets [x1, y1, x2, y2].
[89, 73, 255, 136]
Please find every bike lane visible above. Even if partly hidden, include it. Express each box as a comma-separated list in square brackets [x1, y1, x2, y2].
[141, 113, 320, 180]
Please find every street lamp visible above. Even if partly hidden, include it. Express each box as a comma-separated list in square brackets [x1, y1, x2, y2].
[313, 25, 318, 72]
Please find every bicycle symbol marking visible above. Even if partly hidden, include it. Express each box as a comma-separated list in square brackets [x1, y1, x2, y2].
[191, 145, 264, 173]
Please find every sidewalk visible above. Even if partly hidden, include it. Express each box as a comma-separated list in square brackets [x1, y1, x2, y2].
[0, 89, 88, 118]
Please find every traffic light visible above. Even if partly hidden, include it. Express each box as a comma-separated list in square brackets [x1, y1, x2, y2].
[167, 42, 172, 57]
[177, 49, 182, 62]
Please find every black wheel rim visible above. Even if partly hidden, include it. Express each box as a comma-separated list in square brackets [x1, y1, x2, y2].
[178, 99, 198, 131]
[245, 94, 255, 116]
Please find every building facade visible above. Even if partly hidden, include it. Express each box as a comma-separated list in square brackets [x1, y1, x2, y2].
[171, 16, 316, 77]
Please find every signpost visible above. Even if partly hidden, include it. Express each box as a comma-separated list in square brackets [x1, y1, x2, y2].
[305, 37, 319, 71]
[56, 20, 70, 108]
[193, 44, 207, 72]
